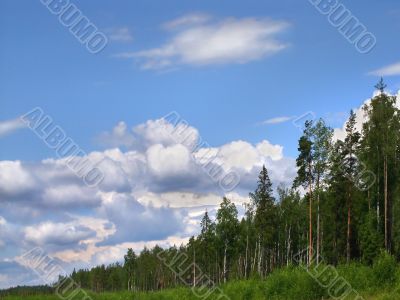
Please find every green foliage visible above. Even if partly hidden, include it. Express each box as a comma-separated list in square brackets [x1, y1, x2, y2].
[336, 263, 375, 293]
[263, 267, 325, 300]
[251, 165, 276, 248]
[3, 262, 400, 300]
[373, 251, 397, 287]
[360, 212, 382, 264]
[3, 80, 400, 300]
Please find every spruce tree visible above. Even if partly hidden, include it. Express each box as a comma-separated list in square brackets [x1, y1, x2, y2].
[250, 165, 276, 275]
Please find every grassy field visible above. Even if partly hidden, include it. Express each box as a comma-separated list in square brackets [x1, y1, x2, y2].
[1, 285, 400, 300]
[2, 285, 400, 300]
[3, 255, 400, 300]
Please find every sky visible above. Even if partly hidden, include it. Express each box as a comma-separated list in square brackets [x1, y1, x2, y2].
[1, 0, 400, 288]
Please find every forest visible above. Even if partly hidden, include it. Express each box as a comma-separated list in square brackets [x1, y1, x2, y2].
[2, 80, 400, 299]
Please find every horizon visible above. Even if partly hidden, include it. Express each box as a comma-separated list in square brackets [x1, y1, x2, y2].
[1, 0, 400, 289]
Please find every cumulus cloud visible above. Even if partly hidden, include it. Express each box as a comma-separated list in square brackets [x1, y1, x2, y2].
[97, 192, 184, 245]
[97, 119, 199, 151]
[0, 116, 296, 287]
[115, 15, 289, 69]
[147, 144, 192, 177]
[60, 235, 191, 267]
[97, 118, 293, 193]
[0, 161, 36, 197]
[333, 90, 400, 141]
[41, 185, 102, 208]
[24, 221, 95, 247]
[217, 140, 283, 170]
[0, 117, 294, 212]
[96, 121, 136, 148]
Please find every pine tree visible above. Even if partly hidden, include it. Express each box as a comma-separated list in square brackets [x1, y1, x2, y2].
[198, 210, 216, 280]
[361, 79, 400, 253]
[326, 140, 348, 263]
[250, 165, 276, 276]
[342, 110, 361, 262]
[311, 119, 333, 263]
[294, 120, 314, 265]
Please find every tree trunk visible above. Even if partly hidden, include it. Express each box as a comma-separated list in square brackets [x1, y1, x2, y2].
[223, 242, 227, 283]
[384, 156, 388, 251]
[368, 190, 371, 212]
[287, 225, 291, 266]
[317, 178, 320, 265]
[377, 147, 380, 229]
[258, 240, 262, 277]
[252, 239, 257, 273]
[193, 248, 196, 287]
[308, 173, 313, 266]
[244, 232, 249, 278]
[346, 188, 351, 263]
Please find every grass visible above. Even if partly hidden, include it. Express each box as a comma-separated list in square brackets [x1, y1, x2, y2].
[3, 254, 400, 300]
[2, 284, 400, 300]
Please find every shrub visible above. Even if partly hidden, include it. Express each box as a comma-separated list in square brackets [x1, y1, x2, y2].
[263, 266, 325, 300]
[373, 250, 397, 288]
[336, 263, 374, 293]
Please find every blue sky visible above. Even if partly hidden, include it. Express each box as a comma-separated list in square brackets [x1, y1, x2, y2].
[1, 0, 400, 288]
[2, 0, 400, 160]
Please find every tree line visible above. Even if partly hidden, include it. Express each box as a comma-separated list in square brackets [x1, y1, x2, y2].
[3, 80, 399, 295]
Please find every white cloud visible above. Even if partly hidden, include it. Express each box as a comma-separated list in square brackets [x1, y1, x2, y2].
[97, 121, 136, 148]
[333, 90, 400, 141]
[262, 116, 293, 125]
[97, 119, 199, 151]
[217, 140, 276, 171]
[0, 118, 294, 204]
[0, 161, 36, 197]
[115, 15, 289, 69]
[98, 119, 292, 193]
[0, 117, 297, 286]
[163, 13, 211, 30]
[369, 61, 400, 76]
[106, 27, 133, 42]
[56, 235, 191, 266]
[256, 140, 284, 160]
[333, 103, 367, 141]
[24, 221, 95, 246]
[0, 118, 26, 137]
[50, 216, 117, 263]
[42, 185, 102, 208]
[147, 144, 193, 177]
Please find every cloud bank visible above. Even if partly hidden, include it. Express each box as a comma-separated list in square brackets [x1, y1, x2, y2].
[0, 117, 295, 288]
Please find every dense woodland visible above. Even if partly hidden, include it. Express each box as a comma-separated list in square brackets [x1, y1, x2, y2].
[2, 80, 400, 296]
